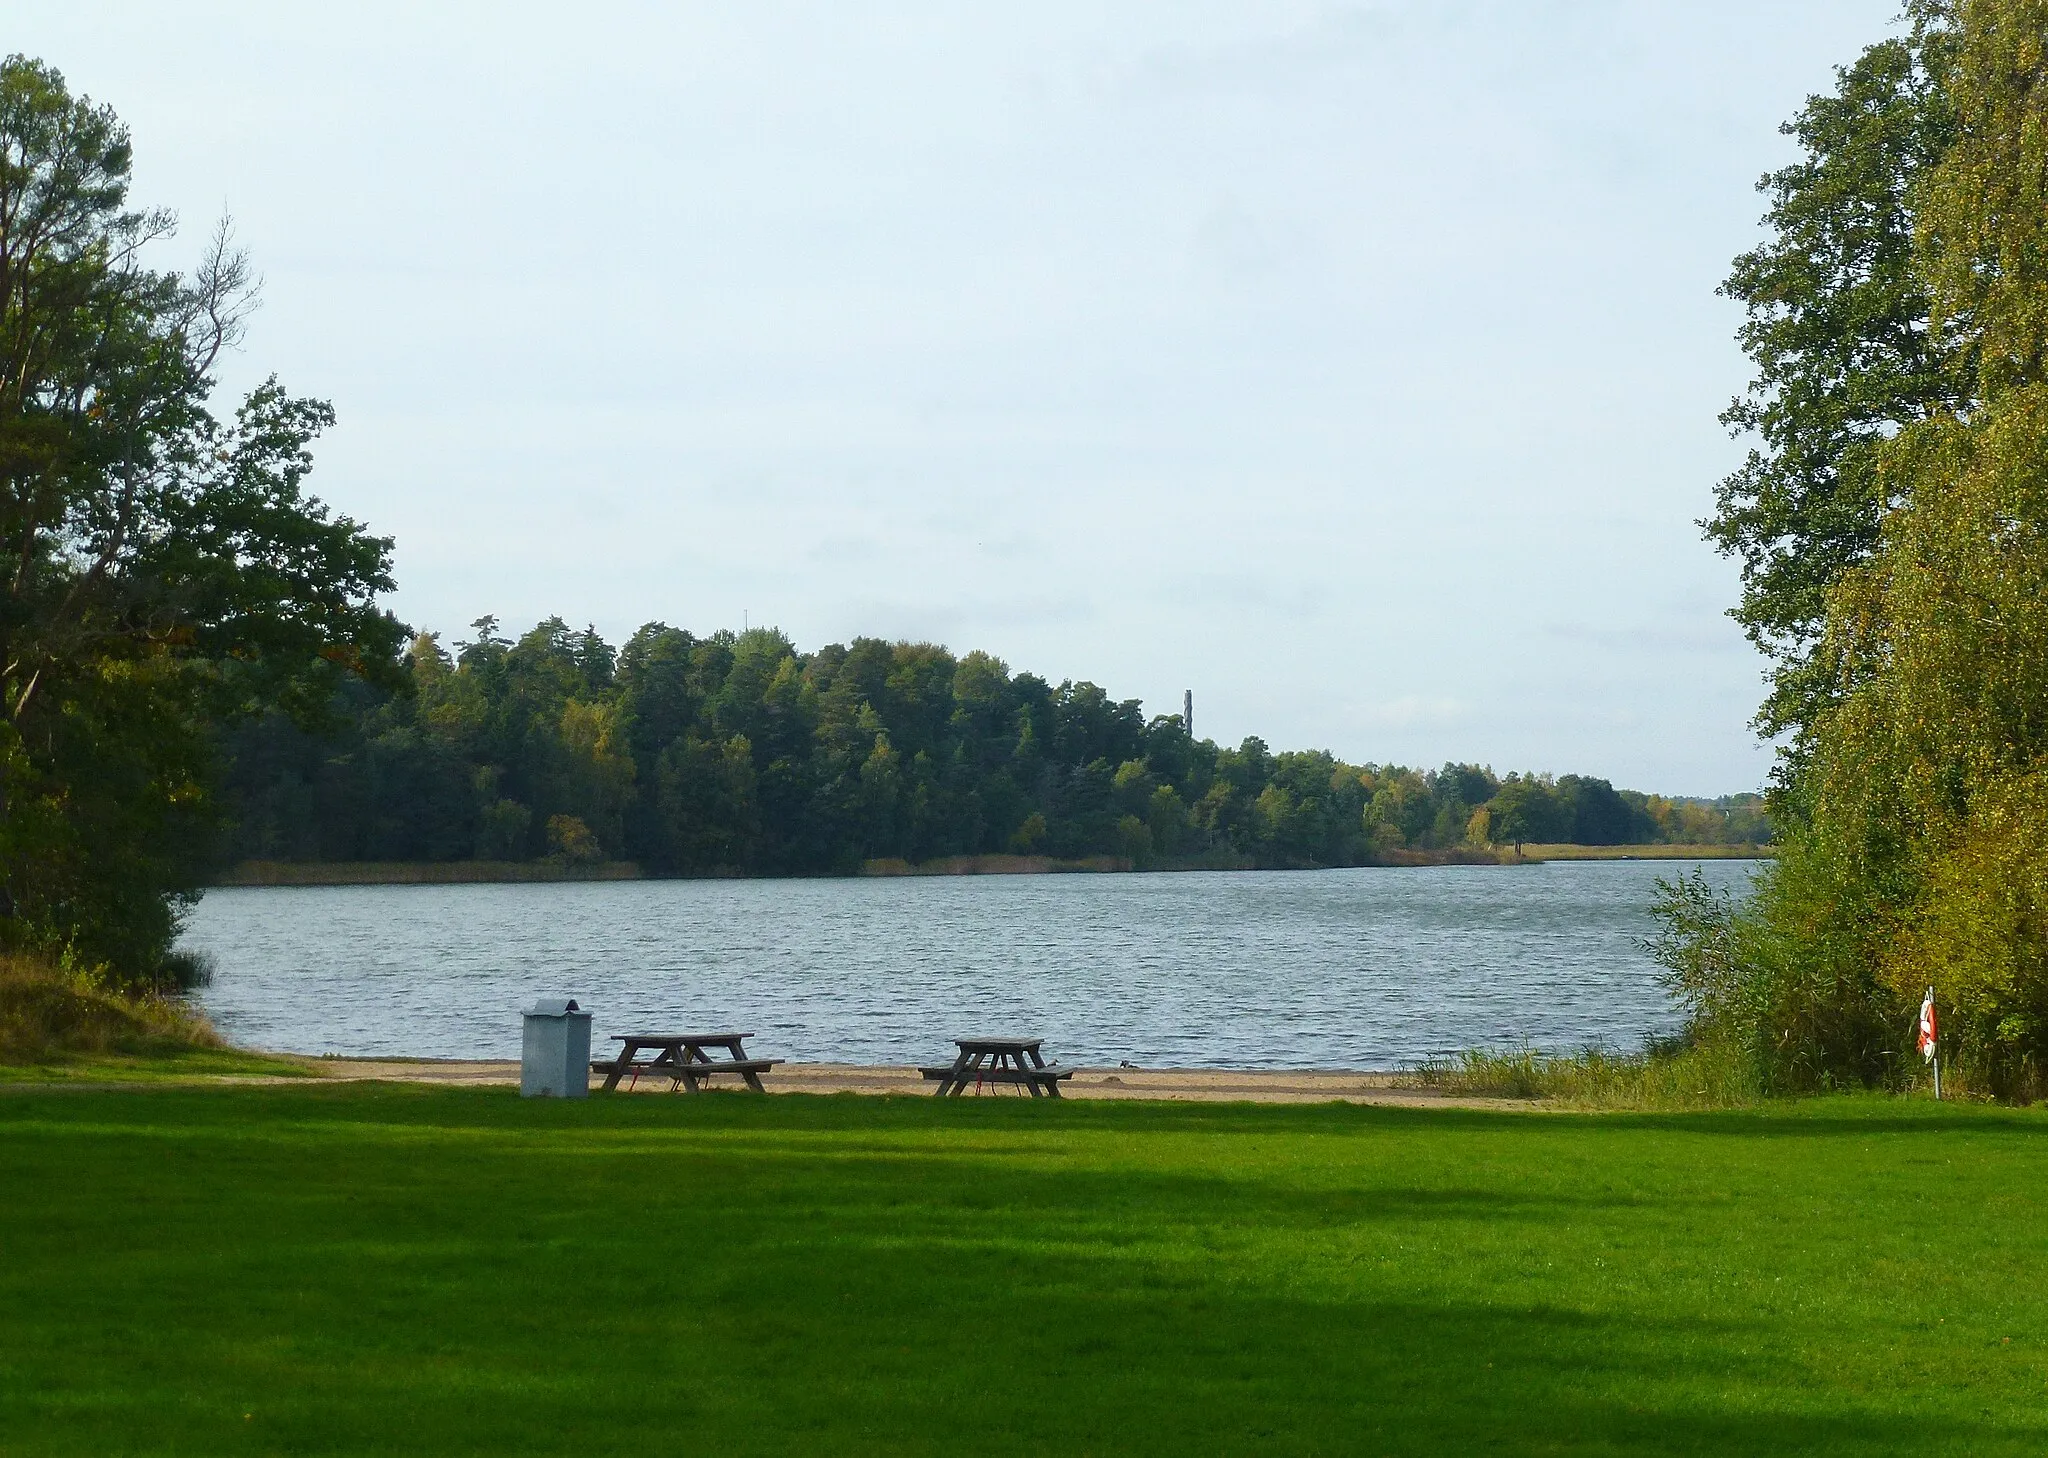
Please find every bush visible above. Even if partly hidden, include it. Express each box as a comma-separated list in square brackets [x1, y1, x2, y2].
[1646, 861, 1904, 1095]
[0, 955, 222, 1063]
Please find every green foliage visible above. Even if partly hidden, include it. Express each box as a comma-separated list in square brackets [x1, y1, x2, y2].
[1483, 776, 1560, 849]
[1899, 774, 2048, 1091]
[1685, 1, 2048, 1100]
[0, 57, 400, 986]
[1710, 6, 1963, 755]
[220, 625, 1770, 875]
[1477, 773, 1768, 853]
[1821, 0, 2048, 1098]
[1647, 864, 1899, 1094]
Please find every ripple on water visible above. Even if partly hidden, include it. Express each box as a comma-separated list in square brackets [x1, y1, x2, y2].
[181, 860, 1761, 1069]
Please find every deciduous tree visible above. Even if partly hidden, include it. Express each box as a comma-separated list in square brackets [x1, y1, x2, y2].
[1709, 6, 1961, 774]
[0, 57, 400, 981]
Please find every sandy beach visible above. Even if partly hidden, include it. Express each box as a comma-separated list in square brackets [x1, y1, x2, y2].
[307, 1058, 1526, 1108]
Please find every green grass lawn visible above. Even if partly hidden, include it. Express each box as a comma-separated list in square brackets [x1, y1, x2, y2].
[2, 1085, 2044, 1456]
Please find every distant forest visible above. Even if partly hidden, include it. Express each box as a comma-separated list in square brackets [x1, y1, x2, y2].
[219, 618, 1771, 874]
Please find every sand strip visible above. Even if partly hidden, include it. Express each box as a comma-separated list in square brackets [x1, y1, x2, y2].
[305, 1057, 1526, 1108]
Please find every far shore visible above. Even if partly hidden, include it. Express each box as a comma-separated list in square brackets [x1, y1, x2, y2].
[209, 844, 1770, 888]
[212, 859, 648, 887]
[1514, 842, 1774, 860]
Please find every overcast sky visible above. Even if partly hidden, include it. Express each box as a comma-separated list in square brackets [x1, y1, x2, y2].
[18, 2, 1902, 793]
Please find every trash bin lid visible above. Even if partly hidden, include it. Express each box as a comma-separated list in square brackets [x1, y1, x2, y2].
[523, 997, 587, 1018]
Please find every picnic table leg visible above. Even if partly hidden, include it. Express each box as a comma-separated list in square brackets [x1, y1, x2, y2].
[712, 1041, 769, 1092]
[1022, 1045, 1059, 1096]
[608, 1042, 640, 1092]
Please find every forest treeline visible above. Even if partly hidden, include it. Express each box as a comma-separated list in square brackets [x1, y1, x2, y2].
[219, 617, 1770, 875]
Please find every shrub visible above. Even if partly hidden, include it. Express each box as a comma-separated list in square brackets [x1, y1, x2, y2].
[1647, 860, 1905, 1095]
[0, 955, 222, 1063]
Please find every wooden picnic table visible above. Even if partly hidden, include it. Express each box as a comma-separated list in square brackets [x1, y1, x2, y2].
[920, 1036, 1074, 1098]
[592, 1032, 781, 1093]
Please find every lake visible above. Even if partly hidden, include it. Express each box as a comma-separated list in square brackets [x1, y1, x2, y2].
[181, 859, 1759, 1070]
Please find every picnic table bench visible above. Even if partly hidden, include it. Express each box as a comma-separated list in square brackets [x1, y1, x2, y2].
[592, 1032, 781, 1093]
[921, 1036, 1074, 1098]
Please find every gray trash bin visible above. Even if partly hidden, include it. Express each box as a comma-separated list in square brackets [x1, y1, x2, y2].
[521, 997, 593, 1098]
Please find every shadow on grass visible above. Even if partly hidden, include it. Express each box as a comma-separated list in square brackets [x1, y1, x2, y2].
[4, 1083, 2044, 1455]
[229, 1078, 2048, 1135]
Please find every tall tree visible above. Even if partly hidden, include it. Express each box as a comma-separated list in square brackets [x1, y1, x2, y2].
[0, 56, 400, 981]
[1689, 0, 2048, 1097]
[1815, 0, 2048, 1094]
[1708, 7, 1961, 776]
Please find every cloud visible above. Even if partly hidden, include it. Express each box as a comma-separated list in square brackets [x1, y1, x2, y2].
[1353, 695, 1470, 729]
[1165, 572, 1329, 618]
[1544, 621, 1749, 654]
[836, 595, 1099, 648]
[1130, 7, 1400, 99]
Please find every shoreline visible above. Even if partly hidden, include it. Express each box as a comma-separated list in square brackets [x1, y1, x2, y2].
[285, 1057, 1531, 1108]
[209, 844, 1770, 888]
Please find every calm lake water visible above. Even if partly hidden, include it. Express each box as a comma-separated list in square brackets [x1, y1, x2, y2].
[181, 860, 1759, 1070]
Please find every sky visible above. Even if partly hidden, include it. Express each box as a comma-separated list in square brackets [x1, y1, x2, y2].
[16, 2, 1904, 794]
